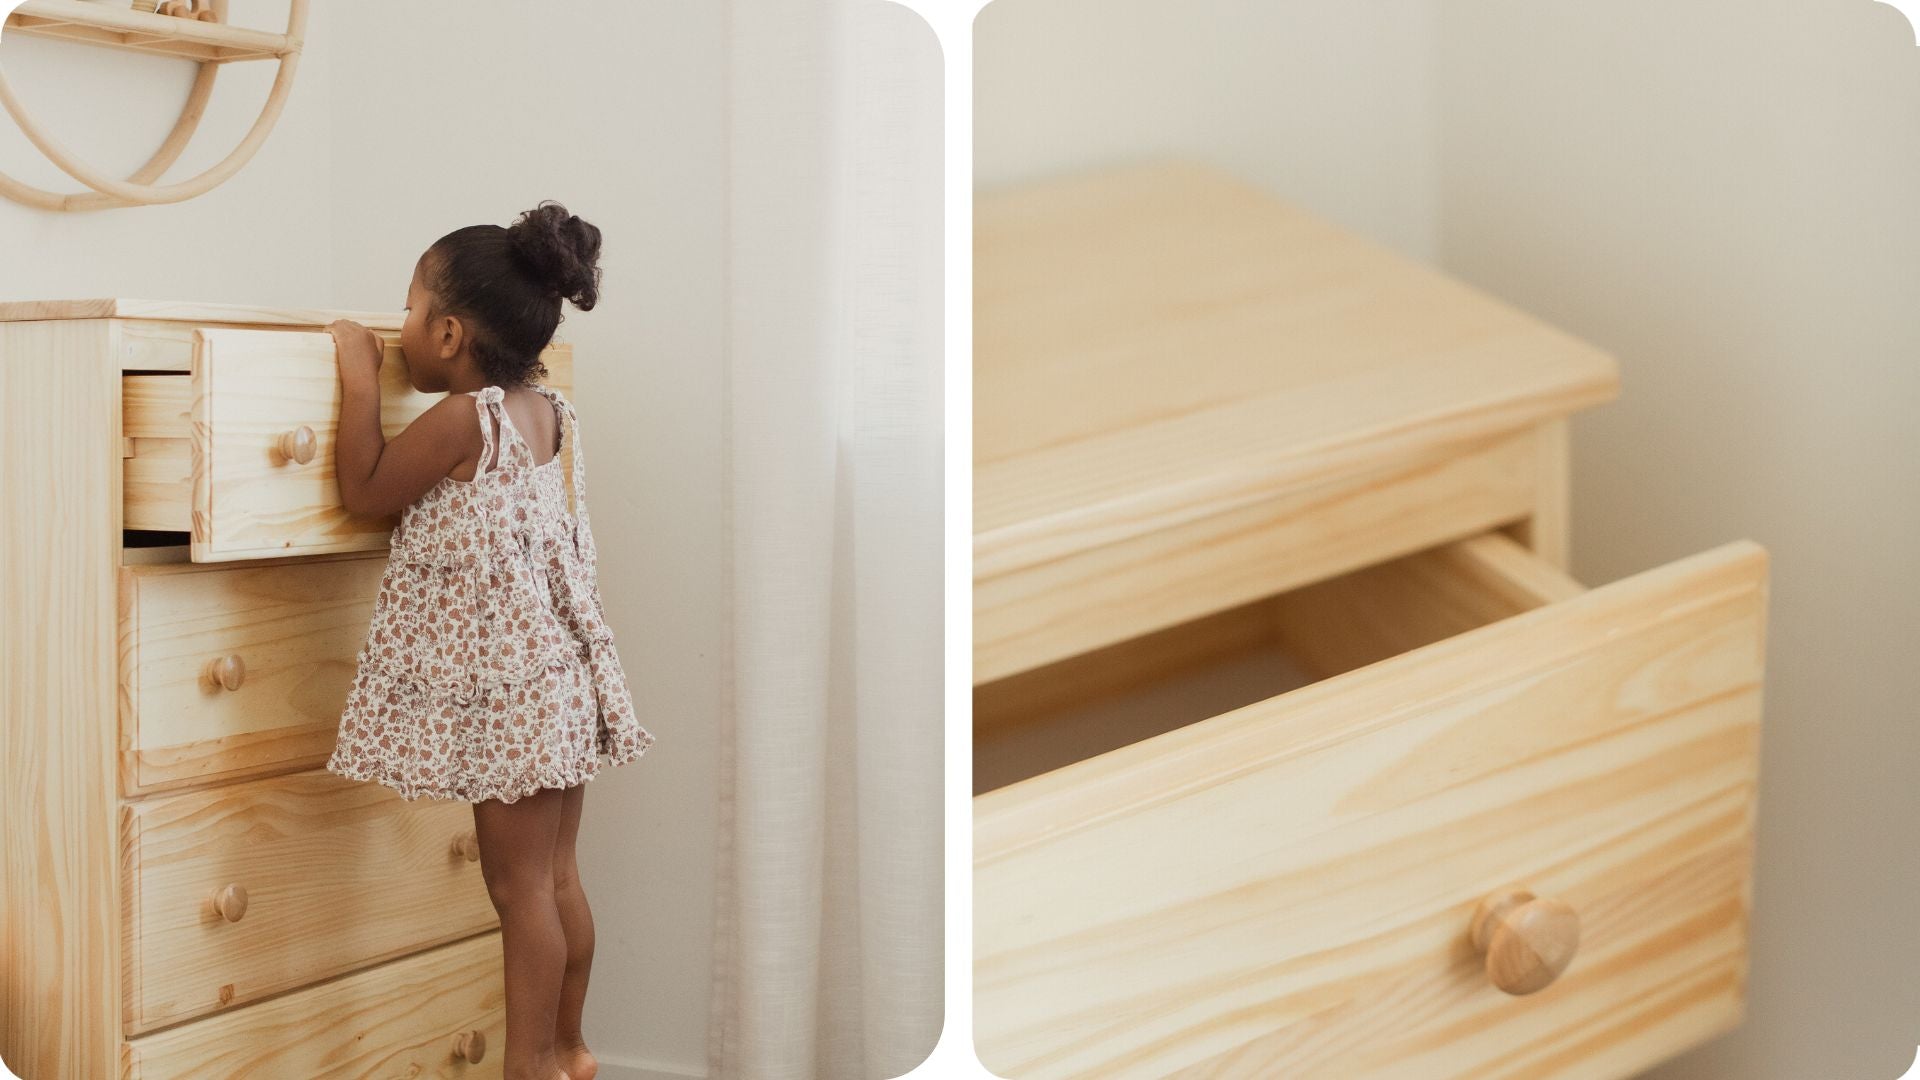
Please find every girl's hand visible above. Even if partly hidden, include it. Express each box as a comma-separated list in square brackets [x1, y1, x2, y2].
[328, 319, 385, 388]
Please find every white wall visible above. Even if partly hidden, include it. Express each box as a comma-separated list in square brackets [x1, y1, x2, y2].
[974, 0, 1440, 260]
[977, 3, 1920, 1077]
[0, 3, 727, 1075]
[0, 0, 336, 300]
[322, 5, 727, 1073]
[1434, 4, 1920, 1078]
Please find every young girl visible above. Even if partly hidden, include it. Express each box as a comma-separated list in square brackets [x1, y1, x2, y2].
[323, 201, 655, 1080]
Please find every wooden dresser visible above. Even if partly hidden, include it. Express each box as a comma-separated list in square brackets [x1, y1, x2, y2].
[1, 300, 572, 1079]
[973, 164, 1771, 1078]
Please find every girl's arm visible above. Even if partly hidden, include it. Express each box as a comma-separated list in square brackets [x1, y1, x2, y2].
[329, 320, 481, 518]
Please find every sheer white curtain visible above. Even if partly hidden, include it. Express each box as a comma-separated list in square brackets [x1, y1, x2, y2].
[708, 2, 943, 1078]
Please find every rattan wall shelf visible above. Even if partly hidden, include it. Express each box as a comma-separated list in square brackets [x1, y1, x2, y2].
[0, 0, 308, 211]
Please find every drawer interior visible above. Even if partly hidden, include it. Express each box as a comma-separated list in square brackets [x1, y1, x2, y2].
[975, 530, 1584, 794]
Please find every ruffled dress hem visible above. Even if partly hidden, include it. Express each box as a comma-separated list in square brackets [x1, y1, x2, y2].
[325, 726, 655, 806]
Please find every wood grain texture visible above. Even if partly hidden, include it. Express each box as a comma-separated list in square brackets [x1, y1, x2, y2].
[977, 533, 1582, 747]
[117, 553, 386, 795]
[120, 930, 506, 1079]
[974, 537, 1769, 1079]
[975, 161, 1620, 578]
[114, 331, 572, 560]
[6, 305, 555, 1077]
[1267, 532, 1584, 680]
[0, 318, 124, 1079]
[976, 429, 1538, 683]
[0, 299, 403, 330]
[189, 329, 440, 560]
[2, 1, 292, 64]
[121, 769, 498, 1033]
[1500, 418, 1572, 570]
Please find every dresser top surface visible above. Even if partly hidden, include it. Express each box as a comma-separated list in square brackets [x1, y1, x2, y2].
[975, 160, 1620, 567]
[0, 298, 402, 330]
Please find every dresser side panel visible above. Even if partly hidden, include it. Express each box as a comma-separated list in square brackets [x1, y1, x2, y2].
[0, 318, 123, 1079]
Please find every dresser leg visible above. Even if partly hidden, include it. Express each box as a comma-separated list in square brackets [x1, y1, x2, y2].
[1501, 417, 1571, 570]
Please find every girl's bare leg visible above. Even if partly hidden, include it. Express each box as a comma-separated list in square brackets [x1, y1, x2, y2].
[474, 785, 572, 1080]
[551, 781, 598, 1080]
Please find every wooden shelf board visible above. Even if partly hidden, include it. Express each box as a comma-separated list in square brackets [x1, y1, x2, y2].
[3, 0, 291, 63]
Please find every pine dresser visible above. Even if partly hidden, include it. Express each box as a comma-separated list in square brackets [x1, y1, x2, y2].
[1, 299, 573, 1079]
[973, 163, 1771, 1079]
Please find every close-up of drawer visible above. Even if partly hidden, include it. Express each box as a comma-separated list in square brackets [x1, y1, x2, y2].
[974, 163, 1776, 1079]
[121, 929, 505, 1080]
[117, 551, 387, 795]
[121, 325, 573, 562]
[121, 767, 498, 1034]
[974, 530, 1769, 1078]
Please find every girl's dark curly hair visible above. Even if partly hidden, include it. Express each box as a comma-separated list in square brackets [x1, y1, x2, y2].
[422, 201, 602, 386]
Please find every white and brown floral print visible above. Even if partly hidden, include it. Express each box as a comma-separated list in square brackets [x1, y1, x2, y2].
[327, 385, 655, 805]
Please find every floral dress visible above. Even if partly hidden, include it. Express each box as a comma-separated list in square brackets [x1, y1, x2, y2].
[326, 384, 655, 804]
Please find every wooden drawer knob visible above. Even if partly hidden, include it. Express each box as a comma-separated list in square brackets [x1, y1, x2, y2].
[1470, 887, 1579, 995]
[451, 830, 481, 862]
[204, 654, 246, 691]
[277, 426, 317, 465]
[211, 883, 249, 923]
[452, 1028, 486, 1063]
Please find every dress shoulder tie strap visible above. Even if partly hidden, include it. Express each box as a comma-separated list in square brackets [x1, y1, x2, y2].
[470, 385, 539, 476]
[533, 384, 596, 566]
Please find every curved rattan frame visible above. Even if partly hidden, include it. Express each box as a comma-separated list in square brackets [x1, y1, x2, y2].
[0, 0, 307, 211]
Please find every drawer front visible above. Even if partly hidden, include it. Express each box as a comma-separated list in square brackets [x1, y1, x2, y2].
[118, 554, 384, 795]
[974, 538, 1769, 1078]
[974, 429, 1538, 684]
[122, 930, 504, 1079]
[121, 328, 573, 561]
[122, 769, 498, 1034]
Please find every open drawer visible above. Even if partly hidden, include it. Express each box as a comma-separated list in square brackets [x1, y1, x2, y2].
[973, 531, 1769, 1079]
[122, 327, 572, 562]
[123, 328, 437, 561]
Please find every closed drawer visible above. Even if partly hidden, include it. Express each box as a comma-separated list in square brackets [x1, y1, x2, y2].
[122, 768, 498, 1034]
[122, 929, 504, 1079]
[975, 428, 1541, 683]
[118, 553, 385, 795]
[973, 531, 1769, 1078]
[122, 327, 572, 562]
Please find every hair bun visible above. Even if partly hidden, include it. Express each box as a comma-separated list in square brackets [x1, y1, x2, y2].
[507, 201, 603, 311]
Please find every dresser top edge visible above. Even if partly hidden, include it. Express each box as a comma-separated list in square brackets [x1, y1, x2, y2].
[0, 298, 403, 330]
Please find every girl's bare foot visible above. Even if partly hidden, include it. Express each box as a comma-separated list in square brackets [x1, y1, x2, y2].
[556, 1039, 598, 1080]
